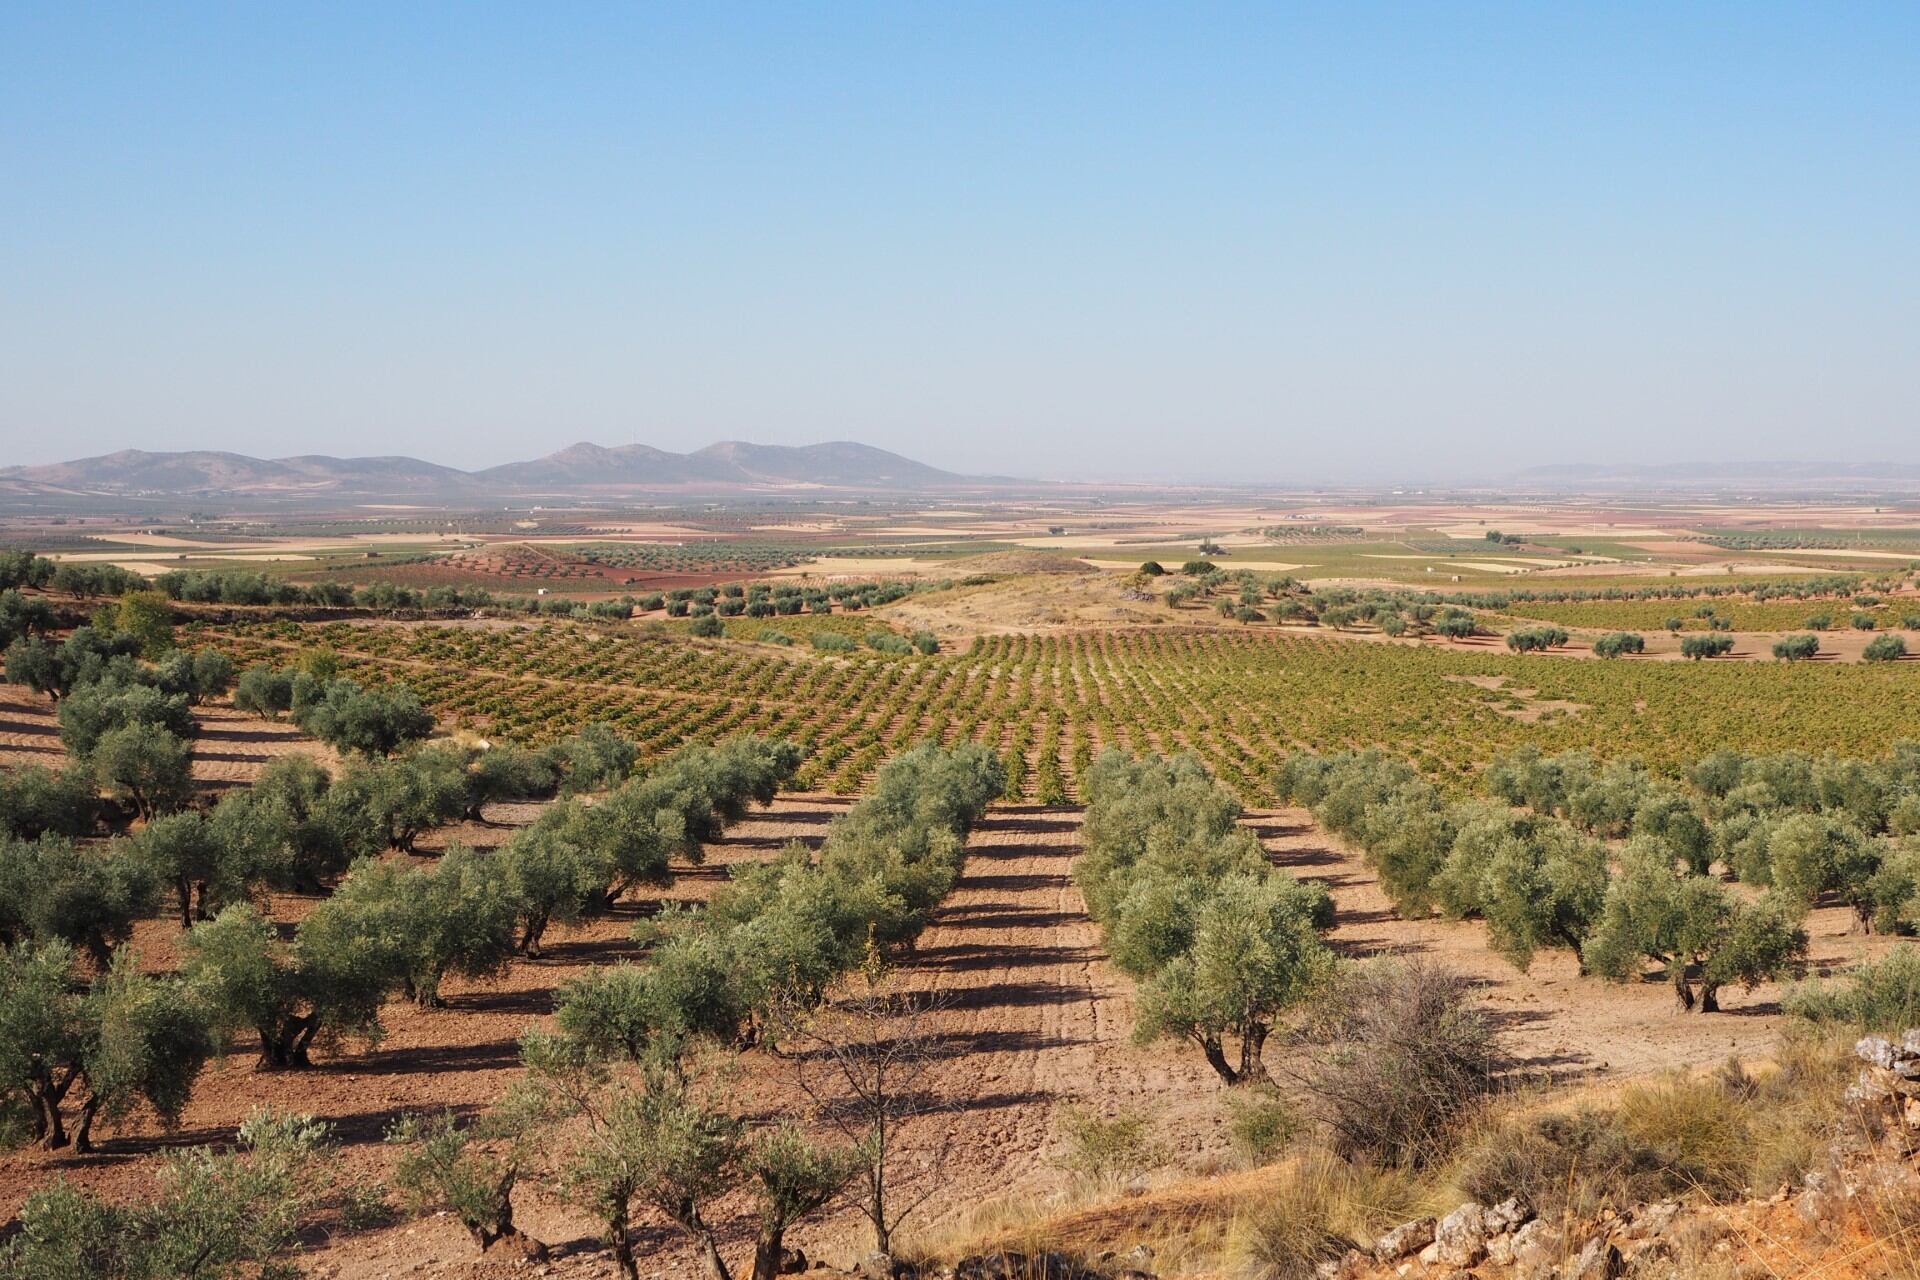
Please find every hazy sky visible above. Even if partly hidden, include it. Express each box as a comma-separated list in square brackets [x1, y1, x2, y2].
[2, 4, 1915, 482]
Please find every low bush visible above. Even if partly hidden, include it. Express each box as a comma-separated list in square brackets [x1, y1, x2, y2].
[1784, 946, 1920, 1031]
[1288, 959, 1500, 1168]
[1222, 1085, 1298, 1165]
[0, 1107, 341, 1279]
[1456, 1046, 1851, 1217]
[1053, 1106, 1161, 1188]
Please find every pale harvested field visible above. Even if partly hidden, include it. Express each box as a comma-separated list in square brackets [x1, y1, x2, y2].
[1756, 547, 1920, 561]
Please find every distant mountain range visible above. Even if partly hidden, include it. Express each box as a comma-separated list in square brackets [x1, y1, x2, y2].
[0, 440, 972, 500]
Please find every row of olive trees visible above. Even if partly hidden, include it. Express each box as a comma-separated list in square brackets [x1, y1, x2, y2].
[0, 732, 806, 1170]
[169, 734, 806, 1072]
[1494, 742, 1920, 935]
[1277, 750, 1809, 1012]
[550, 740, 1004, 1064]
[2, 622, 230, 825]
[1077, 751, 1334, 1085]
[388, 742, 1004, 1280]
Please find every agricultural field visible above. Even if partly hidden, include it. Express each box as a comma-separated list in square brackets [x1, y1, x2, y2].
[195, 610, 1920, 799]
[7, 498, 1920, 1280]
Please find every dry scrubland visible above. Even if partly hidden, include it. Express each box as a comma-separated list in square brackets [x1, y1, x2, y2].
[5, 508, 1920, 1279]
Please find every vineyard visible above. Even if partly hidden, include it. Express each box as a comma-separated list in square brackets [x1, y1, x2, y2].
[575, 540, 810, 574]
[196, 618, 1920, 801]
[1701, 528, 1920, 553]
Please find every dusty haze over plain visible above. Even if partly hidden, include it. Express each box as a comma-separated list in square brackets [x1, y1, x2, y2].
[2, 5, 1915, 483]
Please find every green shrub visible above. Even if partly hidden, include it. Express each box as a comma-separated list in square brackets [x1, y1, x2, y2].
[1223, 1085, 1298, 1165]
[1784, 946, 1920, 1031]
[1052, 1105, 1160, 1186]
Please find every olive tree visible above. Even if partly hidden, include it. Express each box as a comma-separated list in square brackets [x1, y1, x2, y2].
[132, 782, 300, 929]
[181, 899, 408, 1069]
[1630, 785, 1713, 875]
[1278, 751, 1454, 914]
[90, 723, 194, 821]
[326, 847, 522, 1006]
[1766, 812, 1880, 930]
[154, 647, 233, 705]
[1681, 633, 1734, 660]
[1583, 837, 1807, 1011]
[0, 836, 157, 970]
[230, 665, 295, 719]
[518, 1035, 742, 1280]
[1591, 632, 1645, 658]
[0, 764, 97, 840]
[0, 589, 56, 649]
[500, 802, 621, 955]
[329, 747, 470, 852]
[742, 1124, 864, 1280]
[1866, 634, 1908, 663]
[1772, 634, 1822, 662]
[251, 754, 372, 891]
[5, 626, 143, 701]
[292, 676, 433, 757]
[1134, 871, 1335, 1086]
[0, 943, 211, 1151]
[549, 722, 638, 795]
[464, 742, 561, 817]
[555, 932, 747, 1063]
[1433, 804, 1608, 974]
[57, 679, 194, 760]
[387, 1108, 544, 1256]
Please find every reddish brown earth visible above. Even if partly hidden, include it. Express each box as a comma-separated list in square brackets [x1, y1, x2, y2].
[1258, 809, 1890, 1078]
[0, 691, 1892, 1278]
[0, 686, 340, 783]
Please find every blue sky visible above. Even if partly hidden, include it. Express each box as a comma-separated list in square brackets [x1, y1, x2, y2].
[2, 4, 1914, 481]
